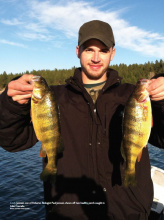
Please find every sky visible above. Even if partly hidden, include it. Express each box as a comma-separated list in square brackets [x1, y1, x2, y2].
[0, 0, 164, 74]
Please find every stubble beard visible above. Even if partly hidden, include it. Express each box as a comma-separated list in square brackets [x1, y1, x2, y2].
[81, 64, 108, 81]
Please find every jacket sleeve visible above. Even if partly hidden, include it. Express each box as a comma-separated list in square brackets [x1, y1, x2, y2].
[0, 86, 38, 152]
[148, 73, 164, 149]
[149, 99, 164, 148]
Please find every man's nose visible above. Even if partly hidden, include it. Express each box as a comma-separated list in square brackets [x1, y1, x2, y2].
[91, 52, 100, 63]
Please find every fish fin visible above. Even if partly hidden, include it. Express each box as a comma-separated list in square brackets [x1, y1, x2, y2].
[121, 142, 126, 161]
[40, 144, 47, 157]
[40, 167, 57, 183]
[124, 171, 136, 187]
[143, 106, 148, 120]
[137, 150, 143, 162]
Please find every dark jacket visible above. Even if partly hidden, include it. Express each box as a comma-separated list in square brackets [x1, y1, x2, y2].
[0, 68, 164, 220]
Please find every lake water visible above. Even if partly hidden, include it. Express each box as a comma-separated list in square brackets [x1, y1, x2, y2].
[0, 142, 163, 220]
[0, 142, 45, 220]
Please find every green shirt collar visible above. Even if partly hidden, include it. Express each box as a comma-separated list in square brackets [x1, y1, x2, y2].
[83, 80, 107, 88]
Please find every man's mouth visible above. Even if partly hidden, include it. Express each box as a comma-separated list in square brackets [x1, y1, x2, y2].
[89, 64, 102, 70]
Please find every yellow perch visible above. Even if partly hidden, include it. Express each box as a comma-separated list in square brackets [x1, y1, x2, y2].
[31, 75, 62, 182]
[121, 79, 152, 187]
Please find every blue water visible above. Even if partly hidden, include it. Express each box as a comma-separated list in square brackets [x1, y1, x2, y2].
[0, 143, 163, 220]
[0, 142, 45, 220]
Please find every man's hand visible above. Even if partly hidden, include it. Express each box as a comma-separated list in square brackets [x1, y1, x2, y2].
[7, 74, 34, 104]
[147, 77, 164, 101]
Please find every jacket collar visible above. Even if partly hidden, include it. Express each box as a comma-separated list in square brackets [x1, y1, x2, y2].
[66, 67, 122, 92]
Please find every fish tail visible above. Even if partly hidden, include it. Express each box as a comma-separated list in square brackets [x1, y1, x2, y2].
[124, 171, 136, 187]
[40, 166, 57, 182]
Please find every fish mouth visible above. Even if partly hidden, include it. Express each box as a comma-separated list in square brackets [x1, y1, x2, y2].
[135, 79, 150, 103]
[136, 79, 150, 91]
[139, 79, 150, 86]
[31, 75, 42, 82]
[30, 76, 42, 86]
[31, 76, 45, 100]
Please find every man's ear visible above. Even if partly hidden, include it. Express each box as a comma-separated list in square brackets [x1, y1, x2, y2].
[110, 48, 116, 61]
[76, 46, 80, 58]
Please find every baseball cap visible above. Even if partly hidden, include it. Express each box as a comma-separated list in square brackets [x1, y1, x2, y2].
[78, 20, 115, 48]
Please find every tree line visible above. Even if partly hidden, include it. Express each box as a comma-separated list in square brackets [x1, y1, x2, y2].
[0, 59, 164, 91]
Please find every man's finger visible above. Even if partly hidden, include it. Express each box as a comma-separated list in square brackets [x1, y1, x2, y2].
[7, 74, 34, 97]
[8, 82, 33, 93]
[12, 94, 32, 102]
[16, 99, 31, 105]
[8, 89, 33, 97]
[20, 74, 34, 84]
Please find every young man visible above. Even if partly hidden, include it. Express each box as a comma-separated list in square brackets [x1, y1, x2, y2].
[0, 20, 164, 220]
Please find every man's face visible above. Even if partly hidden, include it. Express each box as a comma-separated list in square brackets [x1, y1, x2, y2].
[76, 39, 115, 83]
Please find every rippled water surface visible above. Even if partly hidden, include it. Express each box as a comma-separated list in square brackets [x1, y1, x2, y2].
[0, 142, 45, 220]
[148, 144, 164, 169]
[0, 143, 163, 220]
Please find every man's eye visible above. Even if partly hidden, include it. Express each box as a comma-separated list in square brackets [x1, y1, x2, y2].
[85, 48, 93, 52]
[101, 49, 109, 53]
